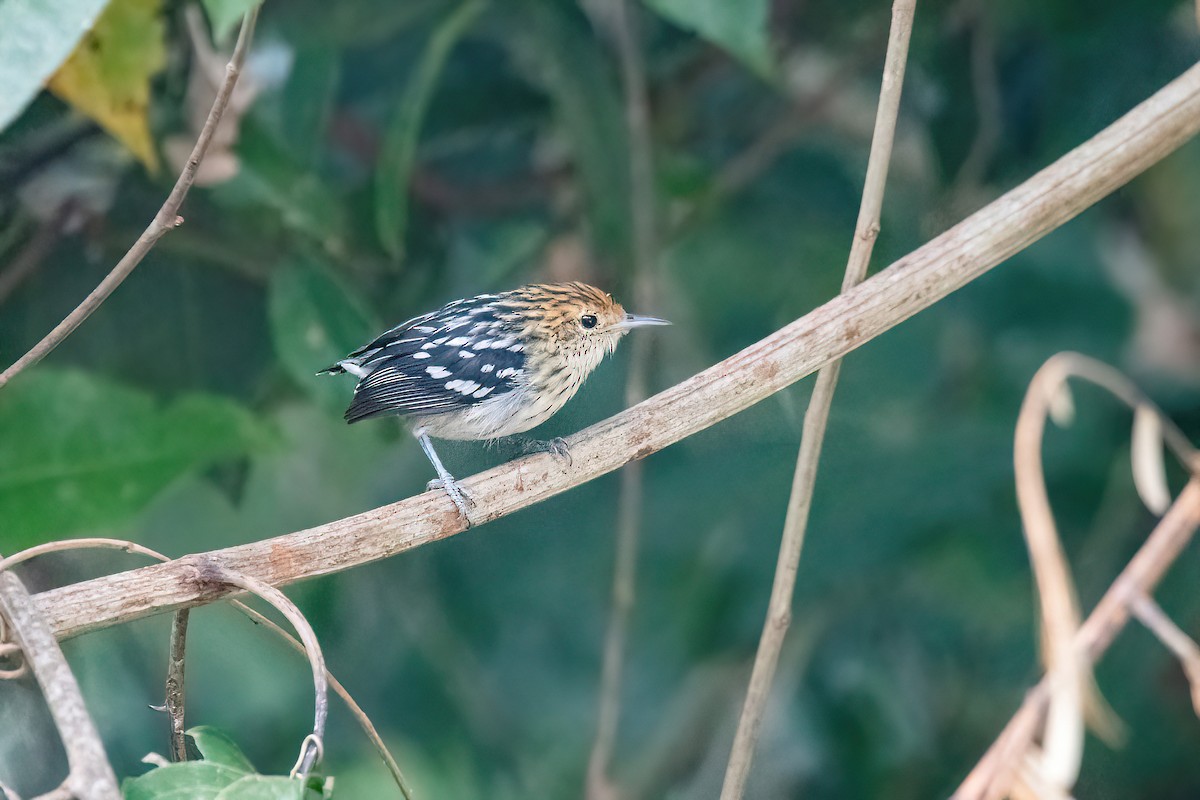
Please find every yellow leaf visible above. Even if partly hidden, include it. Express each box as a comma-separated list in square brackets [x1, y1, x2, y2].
[48, 0, 166, 171]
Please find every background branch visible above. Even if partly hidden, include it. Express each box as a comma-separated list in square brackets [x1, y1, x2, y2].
[720, 2, 916, 795]
[587, 0, 660, 795]
[0, 7, 260, 390]
[29, 57, 1200, 643]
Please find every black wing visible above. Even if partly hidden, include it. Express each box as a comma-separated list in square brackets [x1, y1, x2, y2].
[340, 299, 528, 423]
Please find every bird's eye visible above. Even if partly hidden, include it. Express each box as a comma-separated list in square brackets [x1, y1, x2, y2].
[581, 314, 598, 329]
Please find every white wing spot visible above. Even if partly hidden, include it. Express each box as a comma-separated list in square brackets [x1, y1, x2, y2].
[421, 341, 438, 350]
[432, 336, 448, 345]
[508, 344, 524, 353]
[472, 339, 494, 350]
[496, 367, 520, 379]
[448, 336, 470, 347]
[458, 350, 476, 359]
[412, 351, 431, 360]
[472, 386, 495, 398]
[426, 366, 451, 379]
[481, 364, 495, 373]
[446, 380, 479, 395]
[491, 338, 514, 349]
[414, 325, 436, 333]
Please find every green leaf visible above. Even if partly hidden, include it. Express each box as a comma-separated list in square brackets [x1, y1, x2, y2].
[0, 0, 111, 133]
[0, 370, 270, 551]
[374, 0, 488, 259]
[188, 727, 257, 774]
[223, 120, 347, 252]
[47, 0, 167, 170]
[201, 0, 261, 43]
[268, 259, 376, 413]
[214, 775, 308, 800]
[273, 0, 442, 47]
[122, 762, 245, 800]
[508, 0, 633, 262]
[642, 0, 775, 79]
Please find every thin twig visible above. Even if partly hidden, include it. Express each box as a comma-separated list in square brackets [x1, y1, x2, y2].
[586, 0, 659, 796]
[1129, 592, 1200, 717]
[165, 609, 190, 761]
[33, 57, 1200, 642]
[0, 206, 68, 306]
[7, 538, 414, 797]
[705, 24, 889, 208]
[952, 480, 1200, 799]
[0, 560, 119, 800]
[720, 2, 917, 796]
[232, 601, 417, 798]
[951, 1, 1002, 194]
[0, 7, 260, 390]
[206, 565, 328, 779]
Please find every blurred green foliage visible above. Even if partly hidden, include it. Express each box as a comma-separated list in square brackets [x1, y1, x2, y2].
[1, 0, 1200, 798]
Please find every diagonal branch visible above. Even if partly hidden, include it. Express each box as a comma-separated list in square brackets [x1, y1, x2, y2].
[720, 1, 917, 796]
[0, 7, 261, 391]
[30, 57, 1200, 643]
[952, 479, 1200, 800]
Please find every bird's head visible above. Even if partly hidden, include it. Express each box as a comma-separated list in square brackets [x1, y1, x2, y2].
[520, 282, 670, 360]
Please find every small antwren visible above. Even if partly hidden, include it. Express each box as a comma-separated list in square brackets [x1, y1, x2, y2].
[321, 282, 669, 521]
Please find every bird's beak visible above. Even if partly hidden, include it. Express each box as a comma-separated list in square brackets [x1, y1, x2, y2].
[613, 313, 671, 331]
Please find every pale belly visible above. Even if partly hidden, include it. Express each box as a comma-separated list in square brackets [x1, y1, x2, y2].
[409, 384, 576, 441]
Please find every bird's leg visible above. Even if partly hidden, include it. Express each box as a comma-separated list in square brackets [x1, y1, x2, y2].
[518, 436, 572, 466]
[415, 429, 473, 523]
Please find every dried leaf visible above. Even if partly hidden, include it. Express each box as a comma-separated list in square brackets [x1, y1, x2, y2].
[1132, 404, 1171, 514]
[47, 0, 166, 171]
[1047, 379, 1075, 427]
[0, 0, 111, 132]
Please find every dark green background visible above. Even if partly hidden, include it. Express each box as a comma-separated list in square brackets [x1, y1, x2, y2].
[2, 0, 1200, 797]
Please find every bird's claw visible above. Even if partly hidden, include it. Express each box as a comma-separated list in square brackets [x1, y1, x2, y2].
[426, 477, 475, 524]
[522, 436, 572, 466]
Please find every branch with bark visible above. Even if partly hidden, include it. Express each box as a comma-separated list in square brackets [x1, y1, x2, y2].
[26, 57, 1200, 644]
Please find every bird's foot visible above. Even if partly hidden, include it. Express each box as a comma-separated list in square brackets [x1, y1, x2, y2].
[520, 436, 573, 466]
[425, 476, 474, 524]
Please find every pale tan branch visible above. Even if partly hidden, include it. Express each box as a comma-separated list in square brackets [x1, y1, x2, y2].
[951, 480, 1200, 800]
[5, 538, 412, 795]
[202, 565, 328, 779]
[720, 1, 918, 797]
[0, 564, 119, 799]
[31, 58, 1200, 643]
[0, 7, 260, 390]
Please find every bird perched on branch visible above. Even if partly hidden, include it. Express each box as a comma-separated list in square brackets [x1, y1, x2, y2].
[321, 282, 669, 522]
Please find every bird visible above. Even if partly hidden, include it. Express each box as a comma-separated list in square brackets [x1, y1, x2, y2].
[320, 282, 669, 522]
